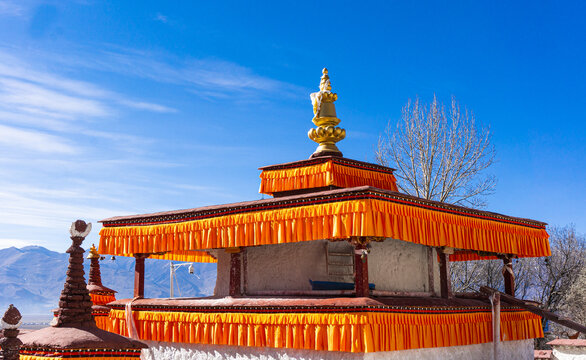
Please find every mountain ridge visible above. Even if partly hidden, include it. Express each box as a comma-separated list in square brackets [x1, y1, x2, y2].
[0, 246, 217, 315]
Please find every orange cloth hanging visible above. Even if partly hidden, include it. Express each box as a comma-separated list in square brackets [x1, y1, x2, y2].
[104, 308, 542, 353]
[259, 159, 398, 195]
[90, 293, 117, 306]
[94, 314, 111, 331]
[99, 196, 550, 259]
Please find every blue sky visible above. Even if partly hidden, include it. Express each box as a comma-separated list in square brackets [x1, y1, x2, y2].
[0, 1, 584, 251]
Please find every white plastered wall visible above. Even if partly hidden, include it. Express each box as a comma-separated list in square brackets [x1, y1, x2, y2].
[368, 239, 441, 293]
[140, 339, 534, 360]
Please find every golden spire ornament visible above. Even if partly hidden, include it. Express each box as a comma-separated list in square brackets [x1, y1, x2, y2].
[308, 68, 346, 158]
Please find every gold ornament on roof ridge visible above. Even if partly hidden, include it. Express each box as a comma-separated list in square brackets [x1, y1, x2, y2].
[308, 68, 346, 158]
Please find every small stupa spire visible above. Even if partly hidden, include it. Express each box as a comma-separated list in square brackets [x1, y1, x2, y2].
[19, 220, 145, 359]
[53, 220, 95, 328]
[308, 68, 346, 158]
[86, 243, 117, 330]
[87, 244, 103, 286]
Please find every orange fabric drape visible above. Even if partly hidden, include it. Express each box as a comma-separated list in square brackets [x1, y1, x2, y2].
[449, 251, 501, 261]
[105, 309, 542, 353]
[148, 250, 217, 263]
[90, 293, 116, 305]
[99, 198, 550, 259]
[259, 160, 398, 195]
[94, 314, 111, 331]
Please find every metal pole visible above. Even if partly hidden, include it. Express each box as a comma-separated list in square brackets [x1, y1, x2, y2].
[491, 292, 501, 360]
[170, 262, 174, 298]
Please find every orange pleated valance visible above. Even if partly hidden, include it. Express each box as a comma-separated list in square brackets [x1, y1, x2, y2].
[94, 314, 111, 332]
[99, 189, 550, 259]
[90, 293, 117, 306]
[449, 251, 501, 262]
[104, 308, 541, 353]
[259, 158, 398, 195]
[147, 250, 217, 263]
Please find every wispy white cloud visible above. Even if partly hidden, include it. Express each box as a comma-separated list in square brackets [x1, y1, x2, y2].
[52, 46, 306, 100]
[0, 77, 110, 118]
[155, 13, 168, 23]
[0, 53, 111, 98]
[0, 48, 177, 124]
[118, 99, 177, 113]
[0, 124, 78, 154]
[0, 238, 36, 248]
[0, 0, 26, 17]
[0, 42, 289, 251]
[0, 189, 128, 229]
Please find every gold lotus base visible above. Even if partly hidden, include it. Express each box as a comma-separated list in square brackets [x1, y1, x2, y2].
[308, 125, 346, 158]
[310, 143, 343, 158]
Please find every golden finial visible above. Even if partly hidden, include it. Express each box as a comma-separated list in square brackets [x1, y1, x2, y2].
[87, 244, 100, 259]
[308, 68, 346, 158]
[319, 68, 332, 91]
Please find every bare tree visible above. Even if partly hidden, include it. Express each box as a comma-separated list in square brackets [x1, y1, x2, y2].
[376, 94, 586, 342]
[450, 257, 536, 298]
[376, 95, 496, 208]
[450, 259, 507, 294]
[532, 225, 585, 313]
[559, 266, 586, 337]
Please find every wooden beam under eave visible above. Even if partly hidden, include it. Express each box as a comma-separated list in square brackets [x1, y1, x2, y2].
[480, 286, 586, 334]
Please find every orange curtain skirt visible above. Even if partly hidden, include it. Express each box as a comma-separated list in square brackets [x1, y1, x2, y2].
[104, 309, 542, 353]
[259, 160, 398, 195]
[99, 199, 550, 259]
[90, 293, 117, 306]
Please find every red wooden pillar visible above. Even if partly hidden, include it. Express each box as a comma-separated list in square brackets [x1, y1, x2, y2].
[242, 248, 248, 296]
[438, 248, 452, 299]
[134, 254, 148, 298]
[354, 242, 370, 297]
[228, 248, 242, 296]
[503, 257, 515, 296]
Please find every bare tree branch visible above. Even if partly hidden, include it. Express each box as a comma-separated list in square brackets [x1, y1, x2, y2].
[376, 96, 496, 207]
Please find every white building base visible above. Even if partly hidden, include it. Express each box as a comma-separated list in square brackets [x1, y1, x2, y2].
[140, 339, 534, 360]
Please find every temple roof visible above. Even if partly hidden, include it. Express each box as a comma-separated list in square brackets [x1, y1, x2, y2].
[99, 185, 549, 261]
[101, 186, 544, 228]
[97, 68, 550, 262]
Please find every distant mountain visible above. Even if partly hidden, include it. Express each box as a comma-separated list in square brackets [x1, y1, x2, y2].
[0, 246, 217, 315]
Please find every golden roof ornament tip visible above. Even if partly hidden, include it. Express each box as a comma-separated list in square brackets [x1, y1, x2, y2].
[308, 67, 345, 158]
[87, 243, 100, 259]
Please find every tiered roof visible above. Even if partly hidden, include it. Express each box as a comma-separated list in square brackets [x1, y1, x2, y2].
[97, 68, 550, 262]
